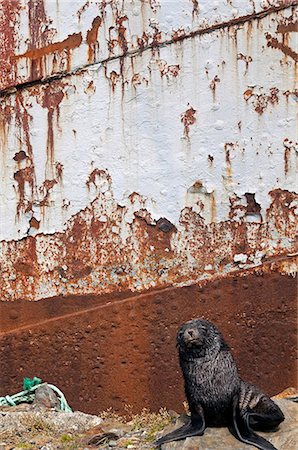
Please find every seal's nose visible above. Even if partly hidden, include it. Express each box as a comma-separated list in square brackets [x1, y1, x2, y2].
[185, 329, 196, 338]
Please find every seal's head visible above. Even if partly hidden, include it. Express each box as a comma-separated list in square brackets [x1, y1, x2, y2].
[177, 318, 228, 358]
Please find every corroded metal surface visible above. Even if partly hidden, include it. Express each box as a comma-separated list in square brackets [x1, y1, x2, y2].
[1, 0, 297, 91]
[0, 1, 297, 301]
[0, 0, 297, 418]
[0, 266, 297, 414]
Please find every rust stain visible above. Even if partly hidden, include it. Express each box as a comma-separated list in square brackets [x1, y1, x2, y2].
[190, 180, 203, 191]
[86, 168, 112, 190]
[171, 27, 186, 42]
[41, 84, 64, 177]
[209, 75, 220, 100]
[245, 193, 262, 222]
[267, 189, 298, 237]
[137, 32, 150, 51]
[13, 166, 35, 217]
[117, 15, 128, 53]
[109, 71, 121, 92]
[181, 106, 197, 138]
[13, 92, 37, 218]
[276, 20, 298, 34]
[77, 0, 91, 21]
[86, 16, 102, 63]
[14, 260, 34, 276]
[191, 0, 199, 18]
[16, 23, 82, 80]
[0, 0, 20, 90]
[0, 268, 297, 414]
[131, 73, 142, 86]
[8, 237, 38, 301]
[243, 89, 253, 100]
[237, 53, 253, 72]
[40, 179, 58, 207]
[284, 146, 291, 175]
[84, 80, 96, 95]
[25, 0, 54, 80]
[224, 143, 233, 178]
[283, 89, 298, 101]
[28, 0, 49, 48]
[157, 60, 180, 78]
[1, 2, 297, 91]
[245, 193, 261, 214]
[17, 33, 83, 60]
[29, 216, 40, 230]
[266, 33, 298, 62]
[243, 87, 279, 114]
[0, 103, 14, 153]
[229, 195, 246, 221]
[209, 75, 220, 90]
[55, 162, 63, 182]
[109, 15, 128, 55]
[13, 151, 27, 162]
[283, 138, 296, 175]
[0, 180, 297, 302]
[168, 65, 180, 77]
[15, 93, 33, 158]
[210, 192, 217, 223]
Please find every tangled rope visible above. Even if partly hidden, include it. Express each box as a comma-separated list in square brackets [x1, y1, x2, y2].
[0, 377, 72, 412]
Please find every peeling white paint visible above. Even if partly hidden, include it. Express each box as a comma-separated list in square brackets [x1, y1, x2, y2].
[0, 1, 297, 301]
[0, 7, 297, 241]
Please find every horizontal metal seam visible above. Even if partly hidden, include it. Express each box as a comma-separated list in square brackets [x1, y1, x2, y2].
[0, 2, 296, 98]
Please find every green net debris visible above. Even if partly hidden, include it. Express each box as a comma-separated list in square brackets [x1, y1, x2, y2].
[0, 377, 72, 412]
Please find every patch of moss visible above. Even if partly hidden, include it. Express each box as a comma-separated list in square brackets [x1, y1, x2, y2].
[15, 443, 33, 449]
[60, 433, 74, 442]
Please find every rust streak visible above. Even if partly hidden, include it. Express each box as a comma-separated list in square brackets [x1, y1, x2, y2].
[41, 85, 64, 177]
[224, 143, 233, 178]
[16, 33, 83, 60]
[40, 179, 58, 206]
[1, 3, 298, 96]
[277, 21, 298, 33]
[191, 0, 199, 18]
[86, 16, 102, 63]
[266, 33, 298, 61]
[0, 0, 20, 90]
[181, 106, 196, 138]
[13, 166, 35, 217]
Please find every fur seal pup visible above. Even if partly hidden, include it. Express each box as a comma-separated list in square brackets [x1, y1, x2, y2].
[155, 319, 284, 450]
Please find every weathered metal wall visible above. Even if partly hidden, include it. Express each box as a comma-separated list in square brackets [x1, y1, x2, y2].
[0, 0, 297, 415]
[0, 266, 297, 414]
[0, 0, 297, 302]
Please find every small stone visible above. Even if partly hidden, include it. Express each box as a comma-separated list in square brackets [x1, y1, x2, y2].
[33, 384, 60, 410]
[233, 253, 248, 264]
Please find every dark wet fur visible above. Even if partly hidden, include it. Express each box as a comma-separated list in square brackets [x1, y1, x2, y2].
[155, 319, 284, 450]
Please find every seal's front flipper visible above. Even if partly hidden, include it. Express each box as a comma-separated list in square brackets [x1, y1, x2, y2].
[154, 406, 205, 447]
[229, 396, 278, 450]
[154, 420, 203, 446]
